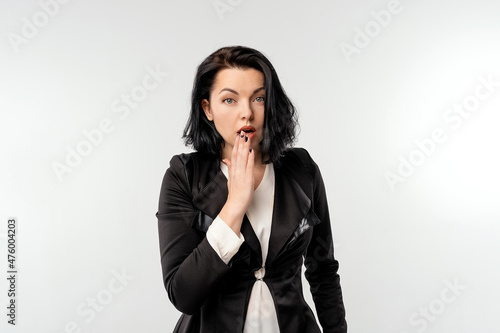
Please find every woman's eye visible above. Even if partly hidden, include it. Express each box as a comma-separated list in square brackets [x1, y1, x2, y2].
[223, 98, 235, 105]
[254, 96, 265, 103]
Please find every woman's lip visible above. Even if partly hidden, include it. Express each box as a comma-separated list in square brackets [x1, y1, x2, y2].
[238, 125, 256, 133]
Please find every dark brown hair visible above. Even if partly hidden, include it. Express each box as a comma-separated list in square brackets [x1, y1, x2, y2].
[183, 46, 298, 164]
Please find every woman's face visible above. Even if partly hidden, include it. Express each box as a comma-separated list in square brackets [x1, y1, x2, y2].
[202, 67, 266, 161]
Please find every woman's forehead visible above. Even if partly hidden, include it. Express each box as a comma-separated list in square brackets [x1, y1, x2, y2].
[212, 68, 264, 93]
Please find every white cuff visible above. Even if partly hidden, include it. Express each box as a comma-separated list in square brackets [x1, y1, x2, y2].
[206, 216, 245, 265]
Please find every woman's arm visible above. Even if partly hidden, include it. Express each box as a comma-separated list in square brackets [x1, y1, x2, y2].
[157, 133, 255, 315]
[302, 151, 348, 333]
[157, 155, 233, 315]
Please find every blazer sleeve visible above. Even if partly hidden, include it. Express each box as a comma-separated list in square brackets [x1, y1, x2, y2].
[156, 155, 231, 315]
[301, 150, 348, 333]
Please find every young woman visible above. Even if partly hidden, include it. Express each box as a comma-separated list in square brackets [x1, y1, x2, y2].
[156, 46, 347, 332]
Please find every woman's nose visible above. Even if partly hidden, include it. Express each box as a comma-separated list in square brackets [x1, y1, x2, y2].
[240, 102, 254, 120]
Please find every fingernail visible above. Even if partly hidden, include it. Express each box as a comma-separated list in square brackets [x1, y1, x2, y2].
[249, 148, 252, 153]
[245, 136, 248, 142]
[240, 133, 244, 138]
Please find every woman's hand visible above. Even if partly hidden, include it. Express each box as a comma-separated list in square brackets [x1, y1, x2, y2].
[219, 132, 254, 236]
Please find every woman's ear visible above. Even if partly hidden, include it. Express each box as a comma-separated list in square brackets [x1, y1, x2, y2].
[201, 99, 213, 121]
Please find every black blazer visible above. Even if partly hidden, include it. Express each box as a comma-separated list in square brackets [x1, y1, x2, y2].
[156, 148, 347, 332]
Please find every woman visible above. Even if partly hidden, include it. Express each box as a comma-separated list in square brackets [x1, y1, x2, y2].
[156, 46, 347, 332]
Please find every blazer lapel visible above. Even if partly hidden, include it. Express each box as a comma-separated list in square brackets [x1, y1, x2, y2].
[265, 164, 311, 266]
[192, 170, 228, 221]
[192, 163, 262, 261]
[190, 153, 312, 267]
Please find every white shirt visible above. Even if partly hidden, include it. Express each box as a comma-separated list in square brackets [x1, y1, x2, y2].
[206, 162, 280, 332]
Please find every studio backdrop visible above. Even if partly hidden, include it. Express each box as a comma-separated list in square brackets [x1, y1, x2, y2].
[1, 0, 499, 332]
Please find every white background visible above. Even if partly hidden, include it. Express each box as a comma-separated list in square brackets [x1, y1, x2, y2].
[1, 0, 499, 332]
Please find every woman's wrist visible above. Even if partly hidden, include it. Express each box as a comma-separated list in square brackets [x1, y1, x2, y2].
[219, 200, 246, 236]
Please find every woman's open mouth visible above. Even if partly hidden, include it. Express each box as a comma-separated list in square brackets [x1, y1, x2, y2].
[238, 126, 256, 139]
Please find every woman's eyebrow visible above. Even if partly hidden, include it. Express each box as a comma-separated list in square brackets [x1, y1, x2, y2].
[218, 87, 265, 95]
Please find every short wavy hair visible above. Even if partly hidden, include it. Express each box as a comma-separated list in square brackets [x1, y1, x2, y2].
[183, 46, 298, 164]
